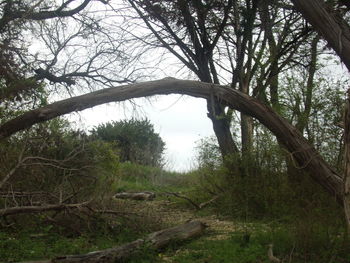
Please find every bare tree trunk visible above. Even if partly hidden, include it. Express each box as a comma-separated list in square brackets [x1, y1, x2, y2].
[207, 98, 239, 156]
[240, 79, 254, 155]
[241, 113, 253, 154]
[0, 78, 343, 203]
[344, 89, 350, 232]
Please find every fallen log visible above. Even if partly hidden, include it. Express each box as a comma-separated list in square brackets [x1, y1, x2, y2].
[114, 191, 156, 201]
[19, 220, 206, 263]
[0, 201, 90, 217]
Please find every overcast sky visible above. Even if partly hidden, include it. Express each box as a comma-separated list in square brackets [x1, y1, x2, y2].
[69, 94, 214, 172]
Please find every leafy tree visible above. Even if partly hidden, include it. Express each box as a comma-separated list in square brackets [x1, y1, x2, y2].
[90, 118, 165, 167]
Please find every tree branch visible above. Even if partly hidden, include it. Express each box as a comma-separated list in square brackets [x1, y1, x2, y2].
[291, 0, 350, 71]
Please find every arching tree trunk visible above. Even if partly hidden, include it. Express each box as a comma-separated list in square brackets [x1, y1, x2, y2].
[0, 78, 343, 203]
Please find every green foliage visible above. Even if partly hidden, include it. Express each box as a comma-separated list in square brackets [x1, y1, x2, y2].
[281, 69, 347, 172]
[90, 118, 165, 167]
[0, 118, 119, 200]
[195, 136, 222, 169]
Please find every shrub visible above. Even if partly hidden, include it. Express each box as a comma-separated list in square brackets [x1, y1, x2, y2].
[90, 118, 165, 167]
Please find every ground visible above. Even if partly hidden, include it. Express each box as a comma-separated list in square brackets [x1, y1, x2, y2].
[114, 197, 274, 263]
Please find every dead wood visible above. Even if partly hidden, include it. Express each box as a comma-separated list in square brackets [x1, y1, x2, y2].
[164, 192, 219, 210]
[18, 220, 206, 263]
[198, 195, 220, 209]
[114, 191, 156, 201]
[164, 192, 201, 210]
[0, 201, 90, 217]
[0, 78, 343, 203]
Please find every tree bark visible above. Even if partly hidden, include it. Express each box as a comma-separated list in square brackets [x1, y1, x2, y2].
[291, 0, 350, 71]
[0, 78, 343, 203]
[207, 98, 239, 155]
[344, 89, 350, 232]
[19, 220, 206, 263]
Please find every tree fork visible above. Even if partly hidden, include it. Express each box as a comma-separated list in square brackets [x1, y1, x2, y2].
[0, 78, 343, 203]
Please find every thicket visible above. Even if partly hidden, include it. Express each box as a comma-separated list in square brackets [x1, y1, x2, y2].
[190, 116, 349, 261]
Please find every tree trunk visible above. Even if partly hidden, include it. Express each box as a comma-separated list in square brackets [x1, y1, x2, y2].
[0, 78, 343, 203]
[207, 97, 239, 156]
[344, 89, 350, 232]
[19, 220, 206, 263]
[240, 80, 254, 155]
[241, 113, 253, 153]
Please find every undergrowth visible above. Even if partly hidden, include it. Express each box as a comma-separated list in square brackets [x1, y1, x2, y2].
[1, 160, 349, 263]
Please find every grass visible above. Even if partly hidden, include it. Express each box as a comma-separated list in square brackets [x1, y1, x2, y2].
[114, 162, 196, 193]
[0, 222, 142, 262]
[126, 222, 349, 263]
[0, 231, 113, 262]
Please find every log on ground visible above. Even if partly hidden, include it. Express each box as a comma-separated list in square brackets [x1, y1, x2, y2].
[19, 220, 206, 263]
[114, 191, 156, 201]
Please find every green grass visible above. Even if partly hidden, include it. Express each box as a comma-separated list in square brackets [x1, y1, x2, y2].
[168, 222, 348, 263]
[0, 232, 110, 262]
[114, 162, 196, 193]
[0, 222, 141, 262]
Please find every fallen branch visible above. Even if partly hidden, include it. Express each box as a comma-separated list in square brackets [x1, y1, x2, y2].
[198, 195, 220, 209]
[18, 220, 207, 263]
[164, 192, 220, 210]
[0, 201, 90, 217]
[164, 192, 201, 210]
[114, 191, 156, 201]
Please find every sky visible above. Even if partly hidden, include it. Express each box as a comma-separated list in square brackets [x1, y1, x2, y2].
[68, 94, 214, 172]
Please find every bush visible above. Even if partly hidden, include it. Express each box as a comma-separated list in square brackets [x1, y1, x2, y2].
[90, 118, 165, 167]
